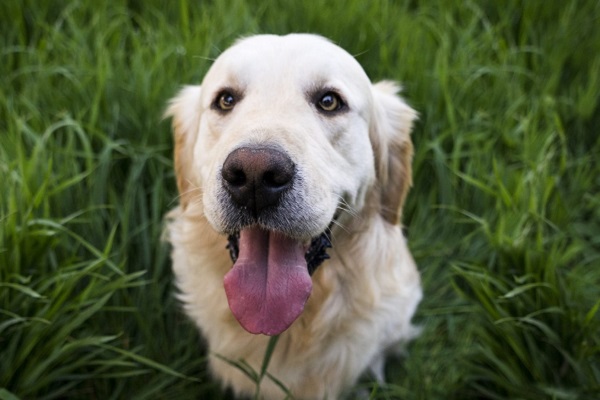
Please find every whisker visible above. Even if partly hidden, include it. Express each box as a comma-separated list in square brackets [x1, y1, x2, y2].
[329, 218, 350, 237]
[170, 183, 203, 207]
[336, 196, 359, 218]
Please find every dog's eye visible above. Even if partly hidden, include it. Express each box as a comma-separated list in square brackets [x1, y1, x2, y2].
[317, 92, 343, 112]
[216, 91, 236, 111]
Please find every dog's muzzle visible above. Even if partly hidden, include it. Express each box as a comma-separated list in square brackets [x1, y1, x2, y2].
[219, 145, 333, 336]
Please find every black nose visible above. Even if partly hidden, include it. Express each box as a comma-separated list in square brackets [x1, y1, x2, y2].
[221, 146, 295, 217]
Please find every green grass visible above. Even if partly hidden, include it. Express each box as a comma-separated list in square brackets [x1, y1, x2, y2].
[1, 0, 599, 399]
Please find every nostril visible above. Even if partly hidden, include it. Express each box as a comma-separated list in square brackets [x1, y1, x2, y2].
[223, 168, 246, 187]
[263, 169, 291, 189]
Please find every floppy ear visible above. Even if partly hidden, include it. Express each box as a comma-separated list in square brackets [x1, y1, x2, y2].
[370, 81, 417, 225]
[164, 85, 203, 210]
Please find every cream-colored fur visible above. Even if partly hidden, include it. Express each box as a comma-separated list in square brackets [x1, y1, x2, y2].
[165, 34, 422, 399]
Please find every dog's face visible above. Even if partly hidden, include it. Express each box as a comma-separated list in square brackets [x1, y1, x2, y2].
[194, 34, 377, 239]
[167, 34, 416, 336]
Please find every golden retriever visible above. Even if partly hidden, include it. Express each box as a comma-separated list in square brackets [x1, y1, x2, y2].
[165, 34, 421, 399]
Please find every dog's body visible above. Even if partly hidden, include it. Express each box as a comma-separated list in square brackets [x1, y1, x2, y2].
[166, 34, 421, 399]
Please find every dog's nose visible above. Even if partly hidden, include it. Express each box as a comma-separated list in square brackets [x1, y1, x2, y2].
[221, 146, 295, 216]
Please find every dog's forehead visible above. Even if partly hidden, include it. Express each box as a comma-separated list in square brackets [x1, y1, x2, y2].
[204, 34, 370, 88]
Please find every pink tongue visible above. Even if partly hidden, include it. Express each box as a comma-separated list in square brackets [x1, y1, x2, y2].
[223, 227, 312, 335]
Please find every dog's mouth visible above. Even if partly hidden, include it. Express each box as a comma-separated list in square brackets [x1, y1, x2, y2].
[223, 227, 332, 336]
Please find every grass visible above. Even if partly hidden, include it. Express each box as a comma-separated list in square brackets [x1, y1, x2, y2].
[1, 0, 599, 398]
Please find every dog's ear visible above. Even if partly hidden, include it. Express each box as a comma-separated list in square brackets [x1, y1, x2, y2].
[164, 85, 202, 210]
[369, 81, 417, 225]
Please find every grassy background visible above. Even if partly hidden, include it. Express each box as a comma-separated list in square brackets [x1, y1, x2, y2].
[1, 0, 599, 399]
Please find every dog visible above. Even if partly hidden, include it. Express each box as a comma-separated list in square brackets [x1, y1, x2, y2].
[165, 33, 422, 399]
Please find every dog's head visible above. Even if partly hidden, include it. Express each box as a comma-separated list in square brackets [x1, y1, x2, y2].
[166, 34, 416, 335]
